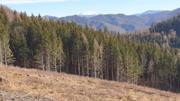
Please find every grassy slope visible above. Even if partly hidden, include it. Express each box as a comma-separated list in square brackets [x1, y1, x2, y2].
[0, 65, 179, 101]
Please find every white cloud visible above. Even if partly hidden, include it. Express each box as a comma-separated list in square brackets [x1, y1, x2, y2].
[2, 0, 66, 4]
[80, 11, 97, 15]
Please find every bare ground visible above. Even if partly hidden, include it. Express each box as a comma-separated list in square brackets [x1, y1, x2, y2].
[0, 65, 179, 101]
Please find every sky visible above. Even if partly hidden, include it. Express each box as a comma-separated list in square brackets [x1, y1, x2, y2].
[1, 0, 180, 17]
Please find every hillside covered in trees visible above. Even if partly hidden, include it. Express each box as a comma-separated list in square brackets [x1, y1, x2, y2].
[0, 6, 180, 93]
[55, 7, 180, 32]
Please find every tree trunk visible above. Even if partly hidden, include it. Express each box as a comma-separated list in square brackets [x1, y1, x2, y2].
[59, 55, 62, 73]
[45, 53, 50, 71]
[0, 42, 3, 65]
[3, 43, 7, 66]
[116, 61, 120, 81]
[41, 54, 45, 71]
[78, 55, 81, 75]
[54, 57, 57, 72]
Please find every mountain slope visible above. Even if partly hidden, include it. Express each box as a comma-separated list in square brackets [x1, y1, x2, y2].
[150, 15, 180, 35]
[0, 65, 179, 101]
[52, 8, 180, 33]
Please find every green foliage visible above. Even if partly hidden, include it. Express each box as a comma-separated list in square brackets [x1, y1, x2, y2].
[0, 10, 13, 65]
[0, 8, 180, 92]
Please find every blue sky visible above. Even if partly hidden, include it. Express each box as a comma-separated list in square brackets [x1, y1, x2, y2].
[2, 0, 180, 17]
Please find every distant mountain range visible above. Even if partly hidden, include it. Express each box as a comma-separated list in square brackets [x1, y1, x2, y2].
[44, 8, 180, 33]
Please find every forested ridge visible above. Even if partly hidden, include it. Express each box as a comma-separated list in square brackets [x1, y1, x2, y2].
[0, 6, 180, 92]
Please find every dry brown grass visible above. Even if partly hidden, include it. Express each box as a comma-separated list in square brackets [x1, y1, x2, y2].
[0, 65, 179, 101]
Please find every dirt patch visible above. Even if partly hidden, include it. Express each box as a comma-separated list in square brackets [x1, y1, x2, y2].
[0, 90, 53, 101]
[24, 76, 44, 85]
[0, 77, 8, 85]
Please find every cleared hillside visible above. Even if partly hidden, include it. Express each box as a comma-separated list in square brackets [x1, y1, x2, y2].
[0, 65, 179, 101]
